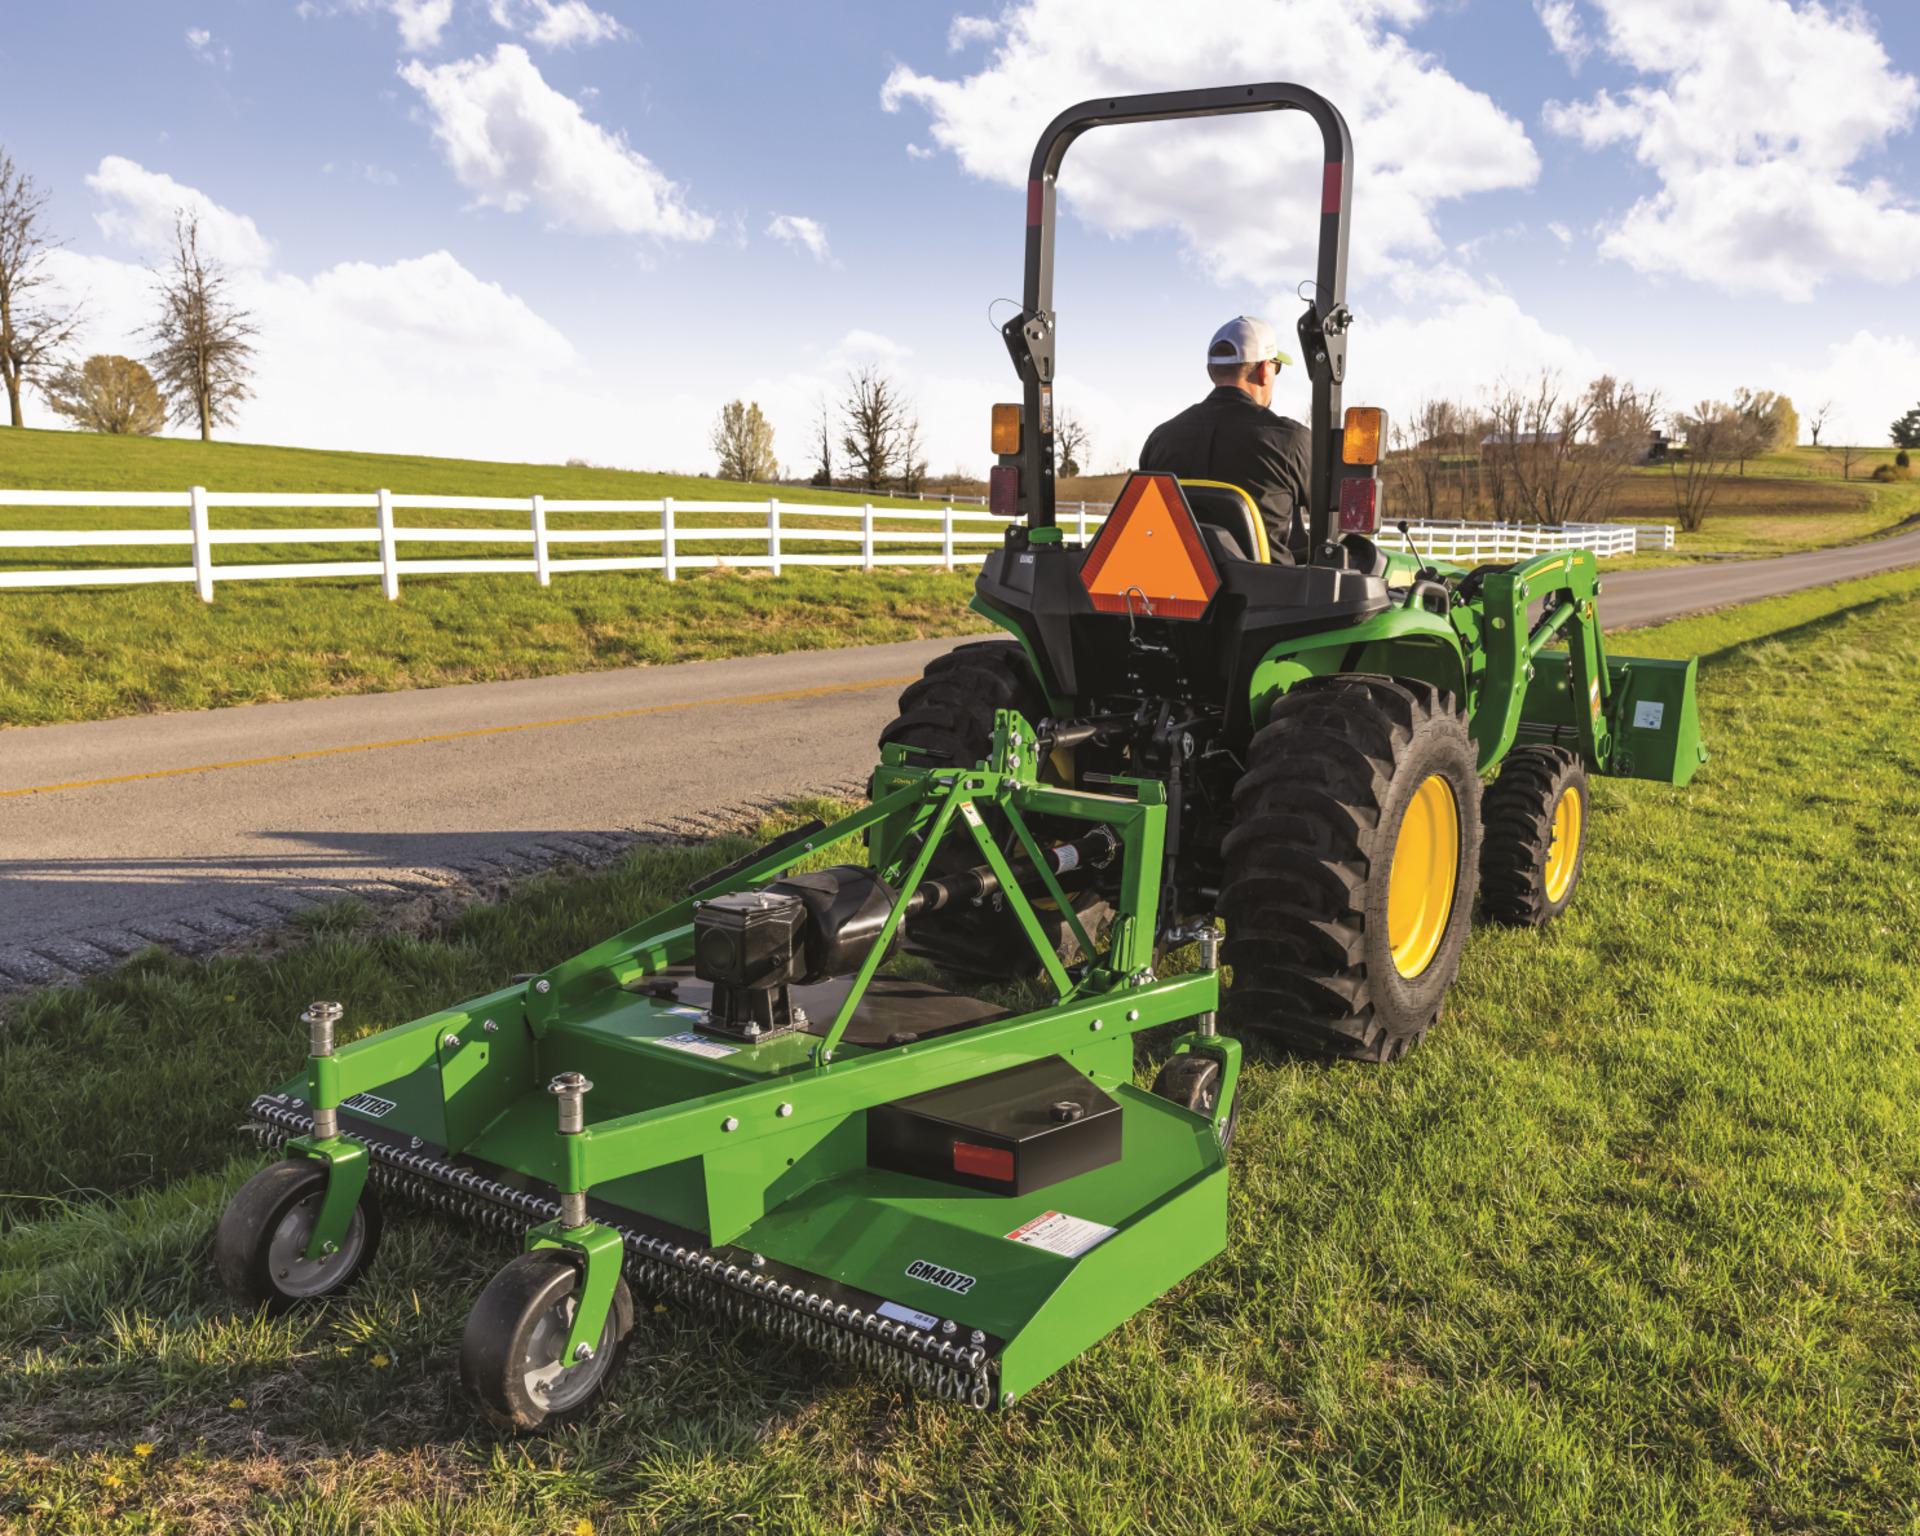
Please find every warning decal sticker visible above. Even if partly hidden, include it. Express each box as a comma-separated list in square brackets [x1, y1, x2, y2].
[654, 1031, 739, 1059]
[1633, 700, 1666, 729]
[1005, 1210, 1117, 1259]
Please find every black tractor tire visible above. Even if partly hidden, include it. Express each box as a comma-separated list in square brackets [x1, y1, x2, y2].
[880, 641, 1050, 769]
[879, 641, 1104, 977]
[1150, 1052, 1239, 1150]
[459, 1251, 635, 1432]
[1480, 745, 1589, 926]
[215, 1157, 383, 1313]
[1220, 674, 1482, 1063]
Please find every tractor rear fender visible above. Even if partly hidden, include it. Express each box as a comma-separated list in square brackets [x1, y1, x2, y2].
[1246, 601, 1467, 730]
[970, 592, 1071, 716]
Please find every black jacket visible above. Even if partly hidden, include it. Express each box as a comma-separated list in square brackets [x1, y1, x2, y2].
[1139, 387, 1312, 558]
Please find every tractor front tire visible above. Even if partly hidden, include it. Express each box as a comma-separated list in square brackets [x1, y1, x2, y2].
[1221, 675, 1481, 1063]
[1480, 745, 1588, 926]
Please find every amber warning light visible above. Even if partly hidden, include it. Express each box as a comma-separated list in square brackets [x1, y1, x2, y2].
[1079, 473, 1221, 620]
[1342, 405, 1385, 465]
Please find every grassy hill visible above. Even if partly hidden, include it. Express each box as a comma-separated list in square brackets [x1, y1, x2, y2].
[4, 568, 1920, 1532]
[0, 428, 992, 727]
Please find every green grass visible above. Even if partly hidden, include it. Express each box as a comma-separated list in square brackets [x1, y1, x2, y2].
[0, 427, 994, 726]
[6, 568, 1920, 1531]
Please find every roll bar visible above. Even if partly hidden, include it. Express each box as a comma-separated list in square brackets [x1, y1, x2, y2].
[1000, 84, 1354, 557]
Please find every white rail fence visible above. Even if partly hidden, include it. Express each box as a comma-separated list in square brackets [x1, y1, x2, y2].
[0, 488, 1673, 601]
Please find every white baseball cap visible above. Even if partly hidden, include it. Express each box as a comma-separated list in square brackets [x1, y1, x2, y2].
[1208, 315, 1293, 368]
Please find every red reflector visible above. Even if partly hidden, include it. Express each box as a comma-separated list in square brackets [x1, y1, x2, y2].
[953, 1141, 1015, 1181]
[1339, 477, 1379, 534]
[1323, 161, 1344, 214]
[989, 463, 1021, 517]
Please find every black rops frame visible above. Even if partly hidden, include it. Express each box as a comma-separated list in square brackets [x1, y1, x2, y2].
[1000, 83, 1354, 560]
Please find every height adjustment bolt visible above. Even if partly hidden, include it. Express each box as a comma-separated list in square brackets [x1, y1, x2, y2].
[548, 1071, 593, 1135]
[302, 1000, 344, 1057]
[442, 1033, 461, 1051]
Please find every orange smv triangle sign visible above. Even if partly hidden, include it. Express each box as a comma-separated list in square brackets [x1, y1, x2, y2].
[1080, 473, 1221, 620]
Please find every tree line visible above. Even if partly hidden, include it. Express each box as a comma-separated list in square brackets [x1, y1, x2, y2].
[1387, 375, 1916, 534]
[0, 146, 257, 440]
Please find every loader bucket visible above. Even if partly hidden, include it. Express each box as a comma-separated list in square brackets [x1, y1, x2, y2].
[1602, 654, 1707, 786]
[1520, 649, 1707, 786]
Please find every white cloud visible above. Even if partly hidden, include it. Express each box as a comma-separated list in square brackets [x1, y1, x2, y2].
[86, 156, 274, 269]
[766, 213, 832, 263]
[948, 15, 999, 49]
[1363, 280, 1596, 423]
[400, 45, 713, 240]
[185, 26, 232, 68]
[32, 169, 706, 468]
[1781, 328, 1920, 448]
[881, 0, 1540, 290]
[905, 142, 934, 160]
[1544, 0, 1920, 298]
[1547, 220, 1572, 244]
[1535, 0, 1589, 70]
[307, 0, 451, 51]
[487, 0, 627, 49]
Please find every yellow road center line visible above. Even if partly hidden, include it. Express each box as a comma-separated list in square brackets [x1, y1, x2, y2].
[1, 674, 920, 800]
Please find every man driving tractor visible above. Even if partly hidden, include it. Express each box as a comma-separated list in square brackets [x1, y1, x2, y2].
[1139, 315, 1312, 560]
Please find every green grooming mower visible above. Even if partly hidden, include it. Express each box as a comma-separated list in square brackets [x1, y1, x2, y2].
[214, 84, 1704, 1428]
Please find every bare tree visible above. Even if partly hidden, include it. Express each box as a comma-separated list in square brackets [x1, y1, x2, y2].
[44, 353, 167, 435]
[1666, 400, 1743, 531]
[1807, 400, 1832, 448]
[1481, 373, 1656, 527]
[1055, 412, 1089, 478]
[0, 149, 83, 428]
[147, 212, 256, 441]
[839, 366, 906, 491]
[809, 393, 835, 486]
[896, 411, 927, 493]
[710, 399, 778, 483]
[1830, 439, 1862, 481]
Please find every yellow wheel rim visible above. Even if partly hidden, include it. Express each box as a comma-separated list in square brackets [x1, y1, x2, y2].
[1542, 783, 1583, 903]
[1387, 774, 1461, 978]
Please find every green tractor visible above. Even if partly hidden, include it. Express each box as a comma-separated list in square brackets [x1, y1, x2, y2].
[885, 82, 1704, 1062]
[212, 84, 1702, 1429]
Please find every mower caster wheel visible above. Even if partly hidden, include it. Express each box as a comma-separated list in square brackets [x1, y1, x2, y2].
[460, 1252, 634, 1431]
[1151, 1054, 1239, 1151]
[215, 1157, 383, 1313]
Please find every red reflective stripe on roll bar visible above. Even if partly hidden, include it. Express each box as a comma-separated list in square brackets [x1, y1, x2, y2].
[1027, 179, 1043, 225]
[1322, 162, 1343, 213]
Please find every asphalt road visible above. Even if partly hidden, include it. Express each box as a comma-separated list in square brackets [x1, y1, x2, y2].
[5, 526, 1918, 989]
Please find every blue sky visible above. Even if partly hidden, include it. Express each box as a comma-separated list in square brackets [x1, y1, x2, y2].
[4, 0, 1917, 477]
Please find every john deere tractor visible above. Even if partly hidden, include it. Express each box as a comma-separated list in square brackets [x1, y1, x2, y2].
[884, 82, 1704, 1063]
[212, 84, 1701, 1428]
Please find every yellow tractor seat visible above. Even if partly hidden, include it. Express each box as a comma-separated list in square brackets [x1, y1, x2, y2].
[1178, 479, 1272, 564]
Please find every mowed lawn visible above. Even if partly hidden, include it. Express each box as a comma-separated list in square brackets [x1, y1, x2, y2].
[5, 570, 1920, 1533]
[0, 427, 992, 727]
